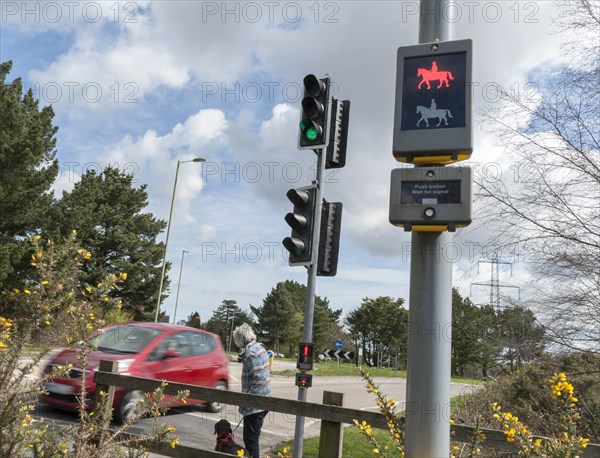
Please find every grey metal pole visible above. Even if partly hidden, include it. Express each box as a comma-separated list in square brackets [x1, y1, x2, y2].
[154, 157, 205, 323]
[404, 1, 454, 457]
[404, 232, 453, 456]
[172, 249, 188, 324]
[154, 160, 182, 323]
[418, 0, 454, 44]
[292, 146, 326, 458]
[228, 308, 236, 353]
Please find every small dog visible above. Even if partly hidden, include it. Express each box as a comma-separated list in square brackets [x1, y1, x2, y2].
[214, 419, 245, 455]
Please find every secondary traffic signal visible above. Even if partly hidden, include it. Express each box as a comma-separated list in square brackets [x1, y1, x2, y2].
[325, 99, 350, 169]
[283, 185, 318, 266]
[297, 342, 314, 370]
[298, 74, 331, 150]
[317, 201, 342, 276]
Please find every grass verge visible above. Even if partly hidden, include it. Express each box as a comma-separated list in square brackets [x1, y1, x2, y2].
[270, 425, 397, 458]
[273, 362, 485, 385]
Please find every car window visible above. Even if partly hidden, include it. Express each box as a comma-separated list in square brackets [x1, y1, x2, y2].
[91, 325, 163, 354]
[147, 332, 192, 361]
[190, 332, 216, 356]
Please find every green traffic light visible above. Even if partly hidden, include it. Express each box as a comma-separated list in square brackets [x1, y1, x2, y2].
[299, 119, 321, 142]
[305, 126, 318, 141]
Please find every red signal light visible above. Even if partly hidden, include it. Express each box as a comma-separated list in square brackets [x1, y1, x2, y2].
[416, 60, 455, 90]
[295, 372, 313, 388]
[297, 342, 314, 371]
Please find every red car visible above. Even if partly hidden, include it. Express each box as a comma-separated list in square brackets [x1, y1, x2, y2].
[41, 322, 229, 422]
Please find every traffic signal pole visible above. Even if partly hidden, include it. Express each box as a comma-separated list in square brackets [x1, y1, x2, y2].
[404, 1, 454, 456]
[292, 146, 326, 458]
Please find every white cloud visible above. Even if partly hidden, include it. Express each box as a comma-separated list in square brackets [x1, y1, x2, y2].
[99, 108, 228, 222]
[8, 0, 585, 318]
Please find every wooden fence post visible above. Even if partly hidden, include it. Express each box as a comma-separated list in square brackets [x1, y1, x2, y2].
[318, 391, 344, 458]
[93, 359, 118, 430]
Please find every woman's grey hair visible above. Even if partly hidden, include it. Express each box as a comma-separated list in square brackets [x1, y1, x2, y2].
[233, 323, 256, 348]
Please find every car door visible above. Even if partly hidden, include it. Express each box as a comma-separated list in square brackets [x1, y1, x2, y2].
[144, 332, 194, 385]
[188, 331, 221, 387]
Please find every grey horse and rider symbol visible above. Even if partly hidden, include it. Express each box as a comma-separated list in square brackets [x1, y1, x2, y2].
[415, 61, 454, 128]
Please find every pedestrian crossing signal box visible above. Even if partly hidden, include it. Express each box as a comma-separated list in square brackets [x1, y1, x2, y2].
[393, 39, 473, 165]
[295, 372, 313, 389]
[389, 166, 472, 232]
[297, 342, 314, 371]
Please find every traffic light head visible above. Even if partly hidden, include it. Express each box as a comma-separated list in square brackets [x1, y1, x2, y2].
[283, 185, 318, 266]
[299, 74, 331, 150]
[297, 341, 314, 371]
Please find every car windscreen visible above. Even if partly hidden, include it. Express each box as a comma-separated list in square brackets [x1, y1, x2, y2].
[90, 325, 163, 354]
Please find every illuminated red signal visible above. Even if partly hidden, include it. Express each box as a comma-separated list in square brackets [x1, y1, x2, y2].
[295, 372, 313, 388]
[297, 342, 314, 371]
[417, 61, 455, 90]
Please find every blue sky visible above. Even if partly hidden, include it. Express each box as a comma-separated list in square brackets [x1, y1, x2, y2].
[1, 1, 575, 324]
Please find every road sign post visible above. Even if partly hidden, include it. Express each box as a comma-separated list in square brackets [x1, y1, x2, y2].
[335, 340, 343, 367]
[389, 1, 469, 456]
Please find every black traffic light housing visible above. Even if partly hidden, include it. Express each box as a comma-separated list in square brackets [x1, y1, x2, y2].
[297, 342, 314, 370]
[325, 99, 350, 169]
[317, 201, 342, 276]
[283, 185, 318, 266]
[295, 372, 313, 389]
[298, 74, 331, 150]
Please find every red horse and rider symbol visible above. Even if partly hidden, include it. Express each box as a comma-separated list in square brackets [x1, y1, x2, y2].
[417, 61, 455, 90]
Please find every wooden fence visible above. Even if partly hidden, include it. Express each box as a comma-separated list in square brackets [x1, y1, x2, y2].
[93, 360, 599, 457]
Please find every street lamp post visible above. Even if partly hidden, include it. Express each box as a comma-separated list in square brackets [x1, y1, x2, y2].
[228, 308, 236, 353]
[154, 157, 205, 323]
[172, 249, 189, 324]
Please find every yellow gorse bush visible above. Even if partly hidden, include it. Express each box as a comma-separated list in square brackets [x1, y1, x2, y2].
[352, 371, 405, 458]
[490, 372, 590, 457]
[0, 232, 184, 457]
[0, 316, 12, 350]
[351, 370, 592, 458]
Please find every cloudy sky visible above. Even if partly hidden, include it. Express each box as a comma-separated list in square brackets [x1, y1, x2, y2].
[1, 1, 572, 323]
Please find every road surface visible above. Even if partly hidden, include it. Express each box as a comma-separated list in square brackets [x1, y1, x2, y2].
[33, 358, 479, 456]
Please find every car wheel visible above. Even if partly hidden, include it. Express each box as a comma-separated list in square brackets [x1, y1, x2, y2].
[205, 381, 227, 413]
[115, 390, 144, 423]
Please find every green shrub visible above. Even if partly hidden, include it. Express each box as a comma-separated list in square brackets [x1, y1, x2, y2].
[452, 354, 600, 443]
[0, 232, 185, 457]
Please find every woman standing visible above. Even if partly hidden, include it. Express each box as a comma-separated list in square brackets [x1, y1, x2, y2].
[233, 323, 271, 458]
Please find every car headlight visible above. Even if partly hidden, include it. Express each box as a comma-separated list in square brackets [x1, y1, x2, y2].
[117, 359, 135, 374]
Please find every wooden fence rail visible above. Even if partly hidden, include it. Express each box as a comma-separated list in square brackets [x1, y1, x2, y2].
[93, 361, 599, 457]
